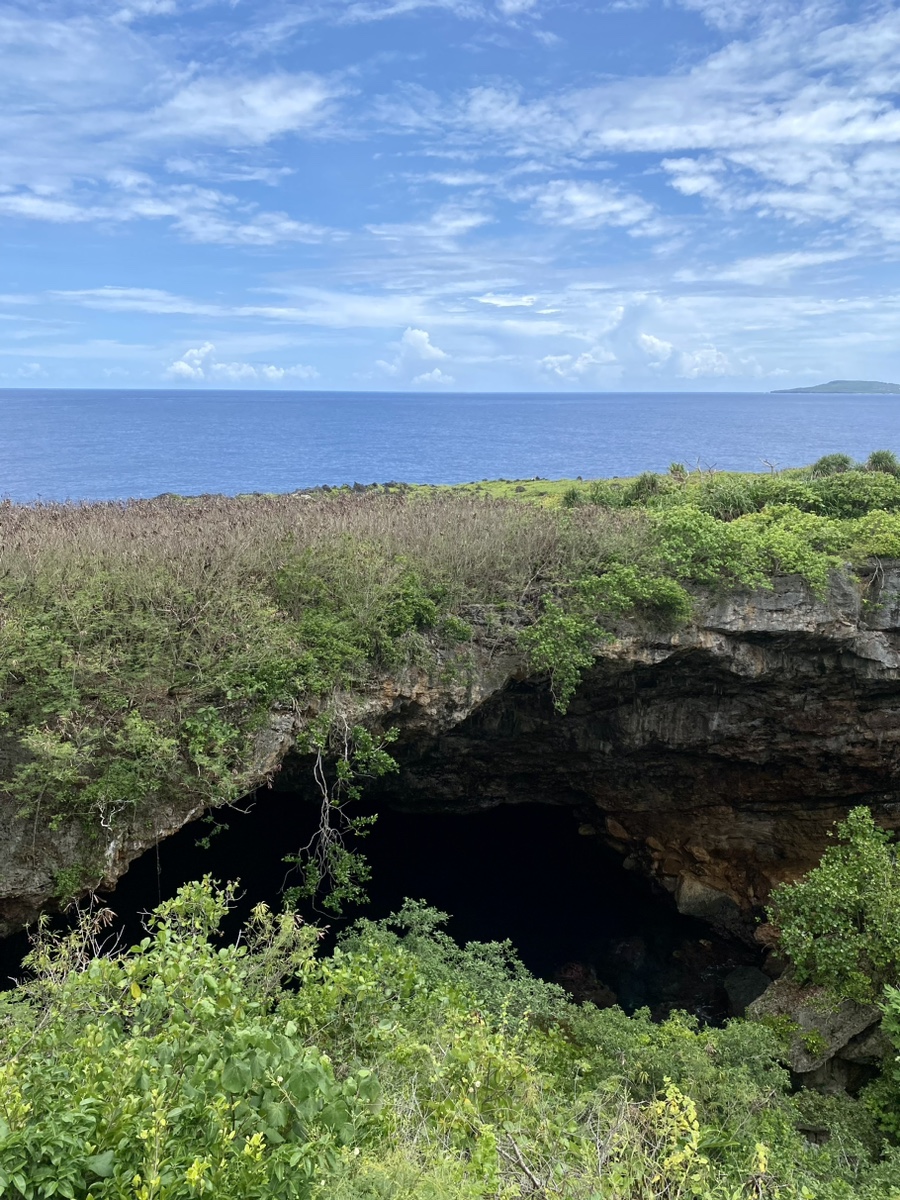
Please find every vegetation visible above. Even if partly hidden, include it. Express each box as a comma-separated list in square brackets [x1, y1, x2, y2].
[8, 458, 900, 1194]
[769, 809, 900, 1152]
[3, 877, 900, 1200]
[769, 808, 900, 1006]
[6, 457, 900, 892]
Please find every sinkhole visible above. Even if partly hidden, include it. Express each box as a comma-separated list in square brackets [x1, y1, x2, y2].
[98, 778, 764, 1022]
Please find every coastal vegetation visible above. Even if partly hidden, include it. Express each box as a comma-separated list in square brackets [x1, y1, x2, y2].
[7, 457, 900, 1195]
[7, 456, 900, 854]
[2, 870, 900, 1200]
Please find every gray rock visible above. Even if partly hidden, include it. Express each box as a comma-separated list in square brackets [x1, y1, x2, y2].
[748, 975, 880, 1073]
[724, 966, 771, 1017]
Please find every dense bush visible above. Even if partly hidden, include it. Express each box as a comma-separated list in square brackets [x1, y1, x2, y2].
[769, 808, 900, 1006]
[2, 879, 898, 1200]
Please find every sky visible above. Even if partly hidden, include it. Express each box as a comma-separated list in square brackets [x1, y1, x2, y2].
[2, 0, 900, 392]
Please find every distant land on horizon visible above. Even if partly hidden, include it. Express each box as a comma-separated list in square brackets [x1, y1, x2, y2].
[772, 379, 900, 394]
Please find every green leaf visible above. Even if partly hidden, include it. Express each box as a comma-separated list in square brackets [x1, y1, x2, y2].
[84, 1151, 115, 1179]
[221, 1058, 252, 1093]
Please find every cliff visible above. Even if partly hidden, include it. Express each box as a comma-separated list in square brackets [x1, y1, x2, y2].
[4, 564, 900, 940]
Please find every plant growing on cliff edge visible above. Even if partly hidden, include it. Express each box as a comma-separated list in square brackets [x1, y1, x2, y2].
[768, 807, 900, 1005]
[520, 566, 692, 711]
[283, 717, 399, 913]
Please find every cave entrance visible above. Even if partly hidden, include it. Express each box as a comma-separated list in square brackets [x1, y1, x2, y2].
[106, 786, 763, 1021]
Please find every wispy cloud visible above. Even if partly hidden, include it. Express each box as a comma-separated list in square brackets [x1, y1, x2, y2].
[474, 292, 537, 306]
[0, 177, 337, 245]
[676, 249, 854, 285]
[527, 179, 658, 233]
[149, 74, 340, 145]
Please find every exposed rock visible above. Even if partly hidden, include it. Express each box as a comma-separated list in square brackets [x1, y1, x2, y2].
[5, 565, 900, 937]
[748, 973, 882, 1091]
[724, 966, 771, 1017]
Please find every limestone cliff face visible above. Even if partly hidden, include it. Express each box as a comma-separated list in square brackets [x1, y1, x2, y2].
[3, 565, 900, 938]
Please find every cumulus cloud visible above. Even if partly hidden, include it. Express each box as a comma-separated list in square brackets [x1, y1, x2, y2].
[638, 333, 674, 363]
[637, 331, 735, 379]
[165, 342, 318, 383]
[165, 341, 214, 380]
[377, 326, 451, 378]
[412, 366, 454, 384]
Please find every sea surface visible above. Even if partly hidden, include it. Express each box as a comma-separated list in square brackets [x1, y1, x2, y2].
[3, 388, 900, 502]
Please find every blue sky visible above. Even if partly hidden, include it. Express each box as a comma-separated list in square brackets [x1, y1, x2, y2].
[2, 0, 900, 391]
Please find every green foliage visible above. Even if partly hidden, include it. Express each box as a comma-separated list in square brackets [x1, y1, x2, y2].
[284, 901, 897, 1200]
[0, 880, 379, 1199]
[520, 565, 692, 710]
[284, 722, 398, 914]
[866, 449, 900, 477]
[519, 597, 603, 711]
[8, 458, 900, 853]
[812, 453, 855, 477]
[768, 808, 900, 1004]
[1, 882, 898, 1200]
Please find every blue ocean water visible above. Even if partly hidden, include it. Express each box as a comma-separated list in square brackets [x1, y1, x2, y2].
[2, 388, 900, 502]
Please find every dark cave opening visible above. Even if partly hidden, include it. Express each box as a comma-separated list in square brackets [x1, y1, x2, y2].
[94, 779, 765, 1021]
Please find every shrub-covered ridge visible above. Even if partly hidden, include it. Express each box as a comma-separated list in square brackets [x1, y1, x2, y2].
[6, 456, 900, 893]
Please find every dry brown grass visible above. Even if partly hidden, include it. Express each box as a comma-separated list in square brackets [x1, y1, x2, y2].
[0, 491, 654, 607]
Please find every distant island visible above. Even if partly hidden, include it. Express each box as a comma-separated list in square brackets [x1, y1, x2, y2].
[772, 379, 900, 394]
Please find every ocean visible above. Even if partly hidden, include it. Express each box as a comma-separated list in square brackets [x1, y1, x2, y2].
[2, 388, 900, 502]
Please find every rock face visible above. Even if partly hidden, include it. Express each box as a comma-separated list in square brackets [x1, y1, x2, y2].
[748, 974, 888, 1093]
[375, 564, 900, 939]
[4, 564, 900, 938]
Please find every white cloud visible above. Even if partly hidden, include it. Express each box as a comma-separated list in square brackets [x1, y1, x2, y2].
[474, 292, 537, 306]
[412, 366, 455, 384]
[676, 0, 776, 31]
[405, 5, 900, 251]
[16, 361, 45, 378]
[638, 333, 674, 363]
[676, 249, 853, 286]
[165, 342, 318, 383]
[149, 74, 338, 146]
[368, 204, 491, 245]
[114, 0, 177, 23]
[338, 0, 543, 23]
[400, 327, 447, 359]
[538, 348, 616, 380]
[378, 326, 451, 378]
[0, 178, 335, 246]
[678, 345, 732, 378]
[496, 0, 538, 14]
[529, 179, 657, 232]
[165, 341, 214, 380]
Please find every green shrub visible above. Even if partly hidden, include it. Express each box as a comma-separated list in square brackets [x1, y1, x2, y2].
[815, 470, 900, 518]
[768, 808, 900, 1004]
[0, 880, 379, 1200]
[812, 453, 855, 477]
[866, 449, 900, 477]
